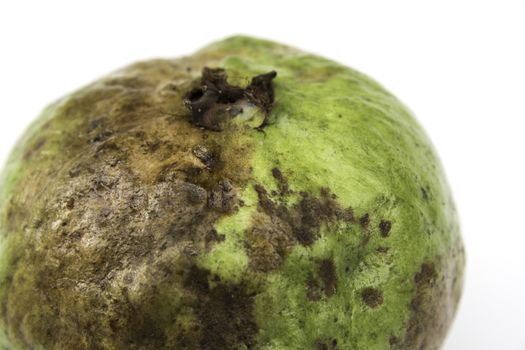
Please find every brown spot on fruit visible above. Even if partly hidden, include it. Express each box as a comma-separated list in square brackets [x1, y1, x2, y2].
[0, 52, 264, 349]
[319, 259, 338, 297]
[414, 263, 436, 285]
[247, 170, 360, 272]
[359, 213, 370, 229]
[315, 338, 338, 350]
[245, 213, 294, 273]
[396, 261, 450, 350]
[361, 287, 384, 308]
[379, 219, 392, 237]
[271, 167, 290, 194]
[305, 259, 338, 300]
[389, 335, 399, 345]
[183, 265, 258, 350]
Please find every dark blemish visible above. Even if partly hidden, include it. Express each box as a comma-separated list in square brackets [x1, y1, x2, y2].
[421, 186, 430, 201]
[6, 59, 267, 348]
[208, 179, 238, 213]
[205, 229, 224, 246]
[271, 167, 290, 194]
[340, 207, 355, 223]
[248, 171, 357, 271]
[315, 339, 338, 350]
[184, 67, 277, 131]
[253, 184, 275, 214]
[361, 287, 384, 308]
[245, 205, 296, 272]
[295, 190, 346, 245]
[184, 265, 210, 292]
[400, 261, 443, 348]
[414, 262, 436, 285]
[319, 259, 338, 297]
[359, 213, 370, 229]
[389, 335, 399, 345]
[183, 265, 258, 350]
[192, 144, 221, 170]
[306, 259, 338, 300]
[379, 220, 392, 237]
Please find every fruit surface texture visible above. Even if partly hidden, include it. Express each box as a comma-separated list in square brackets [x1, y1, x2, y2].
[0, 36, 464, 349]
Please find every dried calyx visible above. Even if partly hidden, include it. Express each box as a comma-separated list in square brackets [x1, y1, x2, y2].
[185, 67, 277, 131]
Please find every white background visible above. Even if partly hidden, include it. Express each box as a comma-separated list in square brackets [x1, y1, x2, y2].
[1, 1, 524, 349]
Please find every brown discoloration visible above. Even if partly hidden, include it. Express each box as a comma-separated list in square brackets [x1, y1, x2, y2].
[248, 176, 355, 272]
[0, 58, 261, 349]
[389, 335, 399, 346]
[396, 261, 449, 350]
[305, 259, 338, 300]
[245, 213, 294, 273]
[183, 265, 258, 350]
[414, 262, 436, 285]
[379, 219, 392, 237]
[271, 167, 290, 194]
[185, 67, 277, 131]
[316, 338, 338, 350]
[359, 213, 370, 229]
[319, 259, 338, 297]
[421, 186, 430, 201]
[361, 287, 384, 308]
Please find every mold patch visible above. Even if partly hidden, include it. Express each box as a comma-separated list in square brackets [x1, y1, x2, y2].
[361, 287, 384, 308]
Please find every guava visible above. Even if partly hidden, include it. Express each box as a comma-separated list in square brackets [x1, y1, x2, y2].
[0, 36, 464, 349]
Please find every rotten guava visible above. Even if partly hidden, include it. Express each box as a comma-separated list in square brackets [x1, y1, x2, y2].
[0, 36, 465, 349]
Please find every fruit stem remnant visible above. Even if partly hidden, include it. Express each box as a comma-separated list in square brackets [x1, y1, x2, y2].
[185, 67, 277, 131]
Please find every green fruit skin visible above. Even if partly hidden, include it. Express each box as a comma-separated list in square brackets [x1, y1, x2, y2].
[0, 36, 464, 350]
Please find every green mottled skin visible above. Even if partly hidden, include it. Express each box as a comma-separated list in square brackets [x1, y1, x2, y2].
[0, 36, 464, 349]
